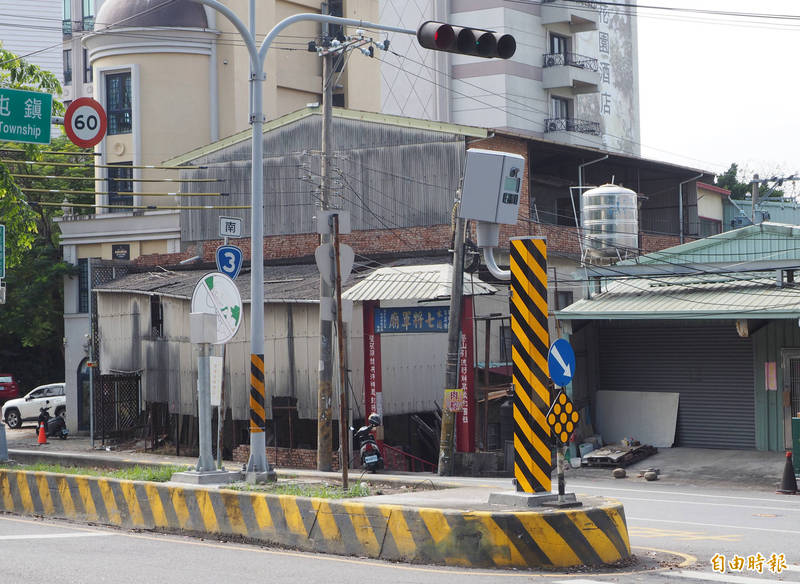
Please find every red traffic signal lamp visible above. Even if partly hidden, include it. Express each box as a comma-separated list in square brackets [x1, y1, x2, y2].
[417, 21, 516, 59]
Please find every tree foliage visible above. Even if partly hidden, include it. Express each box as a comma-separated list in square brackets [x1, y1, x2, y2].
[1, 44, 92, 389]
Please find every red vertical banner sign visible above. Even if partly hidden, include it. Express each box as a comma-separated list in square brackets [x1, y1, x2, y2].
[362, 300, 383, 427]
[456, 296, 475, 452]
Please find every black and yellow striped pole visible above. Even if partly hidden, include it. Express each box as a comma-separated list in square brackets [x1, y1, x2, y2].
[250, 354, 266, 434]
[509, 237, 552, 493]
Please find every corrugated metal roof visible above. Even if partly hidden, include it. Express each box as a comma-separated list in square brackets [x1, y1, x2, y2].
[558, 274, 800, 320]
[164, 106, 487, 167]
[343, 264, 495, 301]
[94, 264, 326, 303]
[620, 222, 800, 266]
[93, 256, 479, 303]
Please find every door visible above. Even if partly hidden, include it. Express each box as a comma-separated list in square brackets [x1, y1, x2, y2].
[782, 351, 800, 449]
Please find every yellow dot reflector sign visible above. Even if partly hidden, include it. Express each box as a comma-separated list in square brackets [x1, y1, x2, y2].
[548, 391, 579, 444]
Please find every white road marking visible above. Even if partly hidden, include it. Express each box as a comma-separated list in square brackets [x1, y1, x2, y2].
[660, 570, 786, 583]
[571, 483, 794, 506]
[0, 532, 115, 540]
[628, 516, 800, 535]
[611, 494, 800, 513]
[553, 580, 608, 584]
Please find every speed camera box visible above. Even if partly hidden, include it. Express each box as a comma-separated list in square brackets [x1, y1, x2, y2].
[459, 149, 525, 225]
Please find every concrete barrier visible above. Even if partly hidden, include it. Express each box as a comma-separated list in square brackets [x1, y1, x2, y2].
[0, 468, 630, 569]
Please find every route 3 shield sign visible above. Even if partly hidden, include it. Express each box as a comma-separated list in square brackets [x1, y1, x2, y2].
[215, 245, 243, 280]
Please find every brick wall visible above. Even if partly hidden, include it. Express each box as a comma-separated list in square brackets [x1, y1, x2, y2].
[232, 445, 340, 471]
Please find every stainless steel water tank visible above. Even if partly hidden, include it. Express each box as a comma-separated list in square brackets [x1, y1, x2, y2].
[581, 184, 639, 256]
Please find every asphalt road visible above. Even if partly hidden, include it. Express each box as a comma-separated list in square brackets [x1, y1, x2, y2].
[2, 511, 799, 584]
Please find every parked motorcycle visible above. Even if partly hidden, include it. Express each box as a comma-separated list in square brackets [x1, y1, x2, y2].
[353, 413, 384, 473]
[36, 402, 68, 440]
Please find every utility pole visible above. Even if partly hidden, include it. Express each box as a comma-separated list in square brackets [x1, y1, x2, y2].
[437, 209, 466, 476]
[333, 213, 349, 488]
[317, 5, 335, 471]
[751, 174, 759, 224]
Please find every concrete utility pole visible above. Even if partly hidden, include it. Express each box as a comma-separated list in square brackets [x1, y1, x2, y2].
[317, 8, 335, 471]
[438, 212, 466, 476]
[184, 0, 414, 482]
[751, 174, 759, 224]
[333, 213, 349, 488]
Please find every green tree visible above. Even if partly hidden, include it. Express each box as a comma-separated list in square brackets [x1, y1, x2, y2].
[716, 163, 786, 201]
[1, 44, 92, 390]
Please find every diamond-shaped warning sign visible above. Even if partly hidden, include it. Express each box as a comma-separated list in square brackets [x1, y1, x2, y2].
[547, 391, 580, 444]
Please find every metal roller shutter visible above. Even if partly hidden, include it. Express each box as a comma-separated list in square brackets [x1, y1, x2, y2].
[597, 323, 755, 449]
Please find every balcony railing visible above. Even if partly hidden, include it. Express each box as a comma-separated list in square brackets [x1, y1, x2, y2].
[62, 19, 72, 36]
[543, 51, 598, 72]
[544, 117, 601, 136]
[83, 16, 95, 31]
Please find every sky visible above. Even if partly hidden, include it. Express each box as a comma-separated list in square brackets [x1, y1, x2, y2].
[636, 0, 800, 194]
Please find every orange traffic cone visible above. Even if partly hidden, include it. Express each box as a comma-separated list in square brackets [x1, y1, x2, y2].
[777, 451, 798, 495]
[37, 422, 47, 445]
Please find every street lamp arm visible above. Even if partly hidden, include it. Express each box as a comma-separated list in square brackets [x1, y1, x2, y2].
[186, 0, 261, 69]
[260, 14, 415, 62]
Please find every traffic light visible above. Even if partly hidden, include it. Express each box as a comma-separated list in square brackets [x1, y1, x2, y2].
[416, 21, 516, 59]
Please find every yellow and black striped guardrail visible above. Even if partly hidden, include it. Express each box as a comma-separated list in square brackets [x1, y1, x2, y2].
[0, 468, 631, 569]
[510, 237, 552, 493]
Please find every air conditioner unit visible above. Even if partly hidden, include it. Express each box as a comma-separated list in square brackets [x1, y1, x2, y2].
[547, 122, 559, 132]
[545, 56, 557, 67]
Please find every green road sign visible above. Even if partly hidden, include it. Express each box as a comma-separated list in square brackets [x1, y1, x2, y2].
[0, 224, 5, 279]
[0, 87, 53, 145]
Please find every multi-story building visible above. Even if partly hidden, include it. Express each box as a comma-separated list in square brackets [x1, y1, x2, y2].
[0, 1, 63, 81]
[379, 0, 640, 155]
[61, 0, 101, 106]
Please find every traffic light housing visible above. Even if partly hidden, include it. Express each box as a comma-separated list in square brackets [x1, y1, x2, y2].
[417, 21, 516, 59]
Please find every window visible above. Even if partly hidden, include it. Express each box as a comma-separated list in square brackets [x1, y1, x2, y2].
[550, 34, 569, 56]
[699, 217, 721, 238]
[107, 162, 133, 211]
[499, 324, 513, 364]
[63, 49, 72, 85]
[82, 0, 95, 30]
[78, 258, 89, 313]
[83, 49, 92, 83]
[106, 72, 132, 134]
[150, 296, 164, 338]
[551, 96, 570, 119]
[556, 290, 574, 310]
[63, 0, 72, 35]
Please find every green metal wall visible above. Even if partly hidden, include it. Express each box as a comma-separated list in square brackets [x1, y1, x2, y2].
[752, 319, 800, 451]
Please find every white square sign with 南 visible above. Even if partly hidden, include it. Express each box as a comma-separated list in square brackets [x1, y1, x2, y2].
[219, 216, 242, 239]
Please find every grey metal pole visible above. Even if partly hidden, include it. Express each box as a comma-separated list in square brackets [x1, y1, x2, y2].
[88, 259, 94, 449]
[196, 342, 215, 471]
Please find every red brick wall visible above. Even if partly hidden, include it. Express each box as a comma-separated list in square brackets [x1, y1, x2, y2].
[232, 445, 340, 471]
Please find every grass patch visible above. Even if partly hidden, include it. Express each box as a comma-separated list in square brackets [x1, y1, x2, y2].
[0, 462, 191, 482]
[230, 481, 372, 498]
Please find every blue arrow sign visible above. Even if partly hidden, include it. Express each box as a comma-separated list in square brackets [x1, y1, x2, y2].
[547, 338, 576, 387]
[215, 245, 243, 280]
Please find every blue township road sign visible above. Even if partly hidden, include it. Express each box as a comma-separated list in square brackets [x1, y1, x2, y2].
[547, 338, 575, 387]
[215, 245, 243, 280]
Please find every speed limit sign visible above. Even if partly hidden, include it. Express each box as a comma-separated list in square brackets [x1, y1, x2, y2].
[64, 97, 107, 148]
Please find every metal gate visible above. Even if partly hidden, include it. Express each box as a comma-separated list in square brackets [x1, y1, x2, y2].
[96, 374, 142, 442]
[597, 322, 755, 449]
